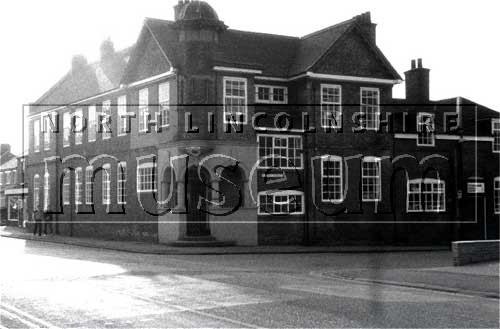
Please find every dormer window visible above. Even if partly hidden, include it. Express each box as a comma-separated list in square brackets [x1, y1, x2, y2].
[255, 85, 287, 104]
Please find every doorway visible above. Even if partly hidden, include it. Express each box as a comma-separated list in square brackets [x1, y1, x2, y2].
[186, 166, 211, 237]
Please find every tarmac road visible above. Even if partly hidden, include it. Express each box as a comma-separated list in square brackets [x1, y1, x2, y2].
[1, 237, 498, 328]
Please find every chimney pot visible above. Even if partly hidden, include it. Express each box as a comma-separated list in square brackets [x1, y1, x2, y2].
[417, 58, 423, 69]
[411, 59, 416, 70]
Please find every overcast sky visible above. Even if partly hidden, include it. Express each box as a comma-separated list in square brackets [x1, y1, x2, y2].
[1, 0, 499, 154]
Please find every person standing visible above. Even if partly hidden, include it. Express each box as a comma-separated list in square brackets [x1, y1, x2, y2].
[33, 206, 43, 236]
[43, 212, 53, 235]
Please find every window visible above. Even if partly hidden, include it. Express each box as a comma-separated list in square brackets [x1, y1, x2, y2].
[43, 172, 49, 210]
[223, 77, 247, 124]
[137, 163, 157, 193]
[493, 119, 500, 153]
[258, 190, 304, 215]
[85, 166, 93, 205]
[321, 156, 343, 203]
[255, 85, 287, 104]
[62, 171, 70, 205]
[494, 177, 500, 214]
[117, 96, 127, 136]
[5, 171, 11, 185]
[63, 112, 71, 147]
[12, 170, 16, 185]
[33, 119, 40, 152]
[258, 135, 303, 169]
[417, 113, 435, 146]
[320, 84, 342, 128]
[0, 193, 4, 208]
[88, 105, 96, 142]
[407, 179, 446, 212]
[102, 164, 111, 205]
[360, 87, 380, 130]
[159, 82, 170, 127]
[117, 162, 127, 205]
[102, 100, 112, 140]
[43, 114, 52, 150]
[33, 174, 40, 208]
[362, 157, 382, 201]
[74, 108, 83, 145]
[0, 172, 3, 186]
[75, 167, 83, 205]
[139, 88, 149, 132]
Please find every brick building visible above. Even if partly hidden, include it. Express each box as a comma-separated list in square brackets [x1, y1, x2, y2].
[0, 144, 27, 226]
[27, 1, 499, 245]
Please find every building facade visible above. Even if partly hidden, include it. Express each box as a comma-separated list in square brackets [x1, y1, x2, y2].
[26, 1, 499, 245]
[0, 144, 27, 226]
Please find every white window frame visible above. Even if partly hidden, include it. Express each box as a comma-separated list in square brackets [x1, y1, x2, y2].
[257, 190, 304, 215]
[0, 172, 3, 186]
[361, 156, 382, 202]
[360, 87, 380, 131]
[255, 85, 288, 104]
[101, 100, 112, 140]
[43, 172, 49, 210]
[73, 108, 83, 145]
[223, 77, 248, 125]
[406, 178, 446, 213]
[63, 112, 71, 147]
[11, 170, 17, 185]
[117, 162, 127, 205]
[492, 119, 500, 153]
[320, 84, 342, 129]
[42, 113, 52, 151]
[75, 167, 83, 205]
[321, 155, 343, 203]
[137, 163, 157, 193]
[62, 171, 70, 206]
[88, 105, 96, 142]
[33, 119, 40, 152]
[102, 164, 111, 205]
[117, 95, 127, 136]
[494, 177, 500, 215]
[33, 174, 40, 208]
[139, 88, 149, 132]
[85, 166, 93, 205]
[417, 112, 435, 146]
[159, 82, 170, 127]
[5, 171, 11, 185]
[257, 134, 303, 169]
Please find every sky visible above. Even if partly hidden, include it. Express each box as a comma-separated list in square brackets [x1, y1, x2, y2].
[1, 0, 499, 155]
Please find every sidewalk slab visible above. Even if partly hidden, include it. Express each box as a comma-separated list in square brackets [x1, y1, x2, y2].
[327, 265, 500, 299]
[1, 226, 449, 255]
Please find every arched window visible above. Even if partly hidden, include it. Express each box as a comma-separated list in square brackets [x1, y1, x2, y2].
[33, 174, 40, 208]
[102, 164, 111, 205]
[219, 166, 245, 209]
[62, 170, 70, 205]
[75, 167, 83, 205]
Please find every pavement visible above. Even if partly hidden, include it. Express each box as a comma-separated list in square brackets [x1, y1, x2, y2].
[0, 225, 449, 255]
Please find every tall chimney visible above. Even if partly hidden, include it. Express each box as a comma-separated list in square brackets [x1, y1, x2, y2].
[354, 12, 377, 44]
[405, 58, 430, 103]
[174, 0, 184, 20]
[0, 144, 11, 155]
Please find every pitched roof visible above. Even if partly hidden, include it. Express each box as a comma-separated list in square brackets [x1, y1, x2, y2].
[34, 47, 132, 107]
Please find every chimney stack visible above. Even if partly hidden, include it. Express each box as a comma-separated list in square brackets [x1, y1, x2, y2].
[405, 58, 430, 104]
[354, 12, 377, 44]
[0, 144, 11, 155]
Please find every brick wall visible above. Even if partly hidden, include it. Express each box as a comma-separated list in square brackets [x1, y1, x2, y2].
[452, 240, 500, 266]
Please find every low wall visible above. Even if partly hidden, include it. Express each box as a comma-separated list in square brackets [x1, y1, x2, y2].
[452, 240, 500, 266]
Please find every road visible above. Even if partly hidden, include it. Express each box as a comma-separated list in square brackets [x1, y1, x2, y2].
[0, 237, 498, 328]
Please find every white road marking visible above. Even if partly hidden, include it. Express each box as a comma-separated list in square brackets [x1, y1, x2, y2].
[1, 307, 40, 328]
[2, 303, 60, 329]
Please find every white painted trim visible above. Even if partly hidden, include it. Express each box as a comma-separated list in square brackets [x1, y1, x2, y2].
[254, 84, 288, 104]
[320, 155, 343, 203]
[4, 188, 28, 195]
[214, 66, 263, 75]
[257, 134, 304, 170]
[254, 76, 289, 82]
[290, 72, 402, 84]
[361, 156, 382, 202]
[394, 133, 418, 139]
[320, 84, 342, 129]
[257, 190, 305, 215]
[223, 76, 248, 125]
[360, 87, 380, 131]
[127, 70, 175, 88]
[436, 135, 460, 141]
[462, 136, 495, 142]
